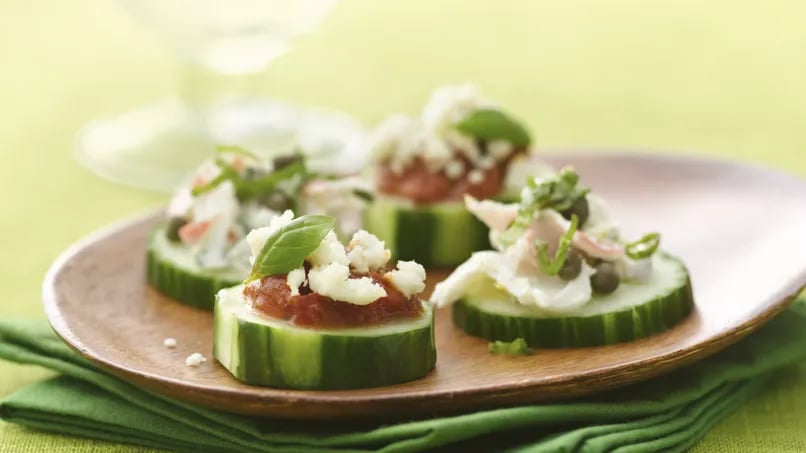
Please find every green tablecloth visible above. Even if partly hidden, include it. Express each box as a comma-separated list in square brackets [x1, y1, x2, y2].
[1, 0, 805, 450]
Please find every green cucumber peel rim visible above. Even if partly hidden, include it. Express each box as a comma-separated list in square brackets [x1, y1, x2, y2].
[488, 337, 533, 356]
[245, 214, 334, 283]
[536, 214, 578, 275]
[626, 232, 661, 259]
[455, 108, 531, 148]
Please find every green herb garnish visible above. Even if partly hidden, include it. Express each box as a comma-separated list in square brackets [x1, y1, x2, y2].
[536, 214, 578, 275]
[245, 215, 335, 283]
[190, 155, 307, 201]
[191, 158, 239, 196]
[455, 108, 531, 148]
[234, 158, 306, 201]
[499, 167, 589, 246]
[625, 232, 661, 260]
[216, 144, 259, 160]
[352, 189, 374, 202]
[488, 338, 533, 356]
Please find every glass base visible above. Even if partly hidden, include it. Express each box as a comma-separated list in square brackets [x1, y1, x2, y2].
[75, 97, 367, 192]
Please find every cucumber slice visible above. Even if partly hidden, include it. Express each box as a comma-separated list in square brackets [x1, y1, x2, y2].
[214, 286, 437, 389]
[146, 225, 244, 310]
[452, 253, 693, 347]
[363, 197, 491, 267]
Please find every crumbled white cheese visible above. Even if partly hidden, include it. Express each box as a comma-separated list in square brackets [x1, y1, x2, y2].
[467, 170, 485, 185]
[163, 338, 177, 349]
[347, 230, 391, 273]
[444, 159, 465, 179]
[286, 267, 307, 296]
[185, 352, 207, 367]
[308, 231, 350, 267]
[369, 85, 497, 176]
[246, 209, 295, 258]
[487, 140, 514, 160]
[421, 135, 453, 170]
[384, 261, 426, 298]
[308, 263, 387, 305]
[443, 130, 482, 164]
[477, 155, 496, 170]
[368, 115, 427, 173]
[422, 84, 491, 136]
[191, 180, 238, 222]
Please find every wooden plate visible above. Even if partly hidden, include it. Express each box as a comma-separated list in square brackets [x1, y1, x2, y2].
[44, 152, 806, 419]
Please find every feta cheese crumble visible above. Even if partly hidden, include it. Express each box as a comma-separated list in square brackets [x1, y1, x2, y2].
[163, 338, 177, 349]
[368, 84, 521, 178]
[347, 230, 391, 273]
[185, 352, 207, 367]
[245, 216, 426, 306]
[286, 267, 307, 296]
[308, 263, 387, 305]
[384, 261, 427, 298]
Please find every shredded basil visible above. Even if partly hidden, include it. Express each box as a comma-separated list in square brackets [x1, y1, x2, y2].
[234, 159, 306, 201]
[488, 338, 533, 356]
[216, 144, 259, 160]
[190, 155, 307, 201]
[190, 158, 239, 196]
[455, 108, 531, 148]
[352, 189, 374, 202]
[500, 167, 589, 246]
[536, 214, 579, 275]
[625, 232, 661, 260]
[245, 215, 335, 283]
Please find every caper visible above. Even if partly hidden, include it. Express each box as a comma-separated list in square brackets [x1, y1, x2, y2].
[273, 154, 302, 170]
[258, 191, 292, 211]
[558, 249, 582, 281]
[590, 262, 620, 294]
[560, 196, 589, 227]
[166, 216, 188, 242]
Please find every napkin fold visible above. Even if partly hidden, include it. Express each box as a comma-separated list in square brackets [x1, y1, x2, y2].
[2, 300, 806, 453]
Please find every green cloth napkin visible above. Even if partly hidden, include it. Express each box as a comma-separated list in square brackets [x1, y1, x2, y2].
[2, 300, 806, 453]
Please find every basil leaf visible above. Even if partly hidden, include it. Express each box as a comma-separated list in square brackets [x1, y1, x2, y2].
[536, 214, 578, 275]
[246, 215, 335, 283]
[455, 108, 531, 147]
[216, 144, 259, 160]
[625, 232, 661, 260]
[488, 338, 533, 356]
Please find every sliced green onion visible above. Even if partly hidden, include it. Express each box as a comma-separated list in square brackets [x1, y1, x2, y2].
[352, 189, 374, 202]
[216, 144, 259, 160]
[625, 232, 661, 260]
[191, 158, 238, 196]
[536, 214, 578, 276]
[488, 337, 533, 356]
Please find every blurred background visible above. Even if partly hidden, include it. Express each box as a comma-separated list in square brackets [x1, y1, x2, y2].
[2, 0, 806, 449]
[3, 0, 806, 312]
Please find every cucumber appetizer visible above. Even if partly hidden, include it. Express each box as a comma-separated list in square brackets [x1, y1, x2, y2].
[363, 84, 542, 267]
[431, 167, 694, 348]
[148, 146, 370, 309]
[214, 211, 436, 389]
